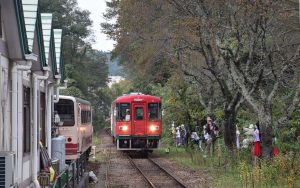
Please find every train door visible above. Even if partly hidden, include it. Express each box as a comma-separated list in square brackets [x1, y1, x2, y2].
[133, 103, 145, 135]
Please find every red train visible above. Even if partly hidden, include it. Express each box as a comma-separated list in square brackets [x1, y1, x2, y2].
[111, 93, 162, 150]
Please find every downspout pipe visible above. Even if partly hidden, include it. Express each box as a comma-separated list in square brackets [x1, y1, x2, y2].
[12, 55, 36, 185]
[46, 82, 53, 157]
[0, 63, 3, 150]
[32, 69, 49, 188]
[53, 80, 68, 103]
[12, 61, 32, 155]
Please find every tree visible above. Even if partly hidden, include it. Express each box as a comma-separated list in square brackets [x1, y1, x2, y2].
[41, 0, 110, 129]
[102, 0, 241, 148]
[167, 0, 246, 149]
[40, 0, 93, 64]
[102, 0, 176, 90]
[101, 0, 300, 155]
[169, 0, 300, 157]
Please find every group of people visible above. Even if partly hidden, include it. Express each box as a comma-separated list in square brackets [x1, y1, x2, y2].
[171, 116, 219, 156]
[171, 123, 188, 146]
[239, 122, 261, 165]
[171, 116, 279, 164]
[239, 122, 278, 165]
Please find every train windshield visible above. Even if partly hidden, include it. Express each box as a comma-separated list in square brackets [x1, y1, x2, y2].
[148, 103, 162, 120]
[54, 99, 75, 126]
[116, 103, 130, 121]
[135, 107, 144, 120]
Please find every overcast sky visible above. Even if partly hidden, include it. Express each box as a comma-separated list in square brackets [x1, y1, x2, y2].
[77, 0, 115, 52]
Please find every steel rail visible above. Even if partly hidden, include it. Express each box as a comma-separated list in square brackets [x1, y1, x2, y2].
[104, 127, 111, 136]
[126, 154, 156, 188]
[105, 128, 187, 187]
[105, 148, 111, 188]
[102, 128, 112, 188]
[147, 157, 189, 188]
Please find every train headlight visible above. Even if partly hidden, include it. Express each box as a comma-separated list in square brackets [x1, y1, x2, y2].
[119, 125, 128, 131]
[150, 125, 159, 131]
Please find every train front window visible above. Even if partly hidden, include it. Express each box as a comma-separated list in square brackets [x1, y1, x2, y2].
[54, 99, 75, 126]
[116, 103, 130, 121]
[148, 103, 161, 120]
[135, 107, 144, 120]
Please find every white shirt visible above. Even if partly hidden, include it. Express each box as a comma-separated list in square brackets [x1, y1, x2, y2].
[191, 132, 199, 140]
[253, 129, 260, 142]
[54, 114, 60, 124]
[125, 114, 130, 121]
[176, 129, 180, 138]
[204, 133, 211, 140]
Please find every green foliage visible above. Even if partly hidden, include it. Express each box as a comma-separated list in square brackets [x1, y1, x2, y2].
[40, 0, 110, 130]
[110, 80, 134, 98]
[237, 153, 300, 188]
[102, 0, 300, 155]
[155, 141, 300, 188]
[60, 86, 84, 98]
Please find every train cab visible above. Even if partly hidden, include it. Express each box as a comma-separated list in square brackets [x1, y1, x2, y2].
[111, 93, 162, 150]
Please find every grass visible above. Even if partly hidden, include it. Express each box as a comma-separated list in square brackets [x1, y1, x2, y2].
[92, 133, 102, 145]
[154, 141, 300, 188]
[154, 145, 242, 187]
[90, 133, 300, 187]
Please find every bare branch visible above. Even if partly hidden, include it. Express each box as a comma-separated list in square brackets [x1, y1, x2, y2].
[277, 81, 300, 127]
[229, 61, 260, 113]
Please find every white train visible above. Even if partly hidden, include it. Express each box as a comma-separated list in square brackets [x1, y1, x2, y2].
[54, 95, 93, 162]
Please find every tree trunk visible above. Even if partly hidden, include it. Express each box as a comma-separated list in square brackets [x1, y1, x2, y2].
[258, 117, 273, 158]
[223, 109, 236, 149]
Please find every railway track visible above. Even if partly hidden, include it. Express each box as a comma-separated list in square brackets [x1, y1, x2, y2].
[103, 128, 188, 188]
[127, 154, 189, 188]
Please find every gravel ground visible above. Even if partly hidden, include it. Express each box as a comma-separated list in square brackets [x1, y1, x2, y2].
[86, 129, 211, 188]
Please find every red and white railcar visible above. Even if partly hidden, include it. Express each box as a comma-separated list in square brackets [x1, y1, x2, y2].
[54, 95, 93, 161]
[111, 93, 162, 150]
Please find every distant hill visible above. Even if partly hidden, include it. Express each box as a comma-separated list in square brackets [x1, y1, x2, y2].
[106, 53, 124, 76]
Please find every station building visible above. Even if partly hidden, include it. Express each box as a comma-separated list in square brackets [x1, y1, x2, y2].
[0, 0, 66, 187]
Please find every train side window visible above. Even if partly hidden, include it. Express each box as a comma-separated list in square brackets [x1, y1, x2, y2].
[81, 110, 91, 124]
[148, 103, 161, 120]
[116, 103, 130, 121]
[135, 107, 144, 120]
[81, 110, 85, 124]
[88, 111, 91, 123]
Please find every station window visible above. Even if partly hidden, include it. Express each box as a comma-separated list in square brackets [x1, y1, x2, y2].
[23, 87, 30, 154]
[40, 92, 46, 145]
[0, 7, 2, 38]
[116, 103, 130, 121]
[148, 103, 161, 120]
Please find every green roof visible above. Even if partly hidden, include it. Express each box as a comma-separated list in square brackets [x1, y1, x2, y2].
[22, 0, 38, 52]
[14, 0, 29, 55]
[36, 10, 46, 67]
[41, 13, 52, 66]
[53, 29, 62, 74]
